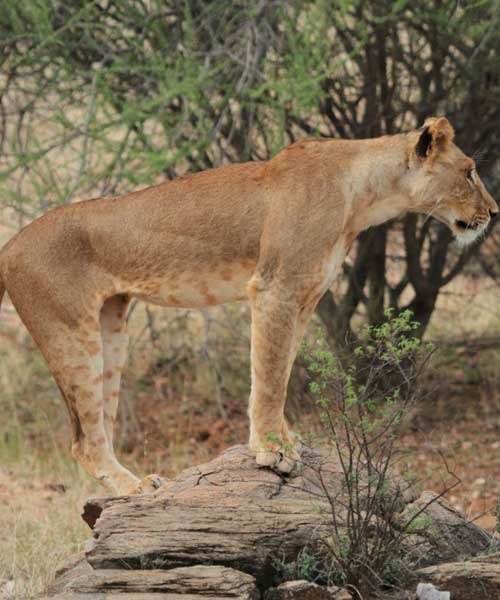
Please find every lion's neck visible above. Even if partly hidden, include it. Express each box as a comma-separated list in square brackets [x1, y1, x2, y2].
[339, 135, 416, 234]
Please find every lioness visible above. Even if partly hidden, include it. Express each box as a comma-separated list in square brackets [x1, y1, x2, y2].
[0, 117, 496, 494]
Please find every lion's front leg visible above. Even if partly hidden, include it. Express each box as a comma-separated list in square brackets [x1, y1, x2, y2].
[247, 282, 310, 474]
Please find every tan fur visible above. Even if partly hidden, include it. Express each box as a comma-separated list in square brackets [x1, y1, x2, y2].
[0, 117, 497, 493]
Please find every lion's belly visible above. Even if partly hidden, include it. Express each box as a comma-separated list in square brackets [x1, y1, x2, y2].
[127, 262, 255, 308]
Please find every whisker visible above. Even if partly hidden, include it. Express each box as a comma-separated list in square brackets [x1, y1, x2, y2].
[472, 147, 486, 159]
[422, 201, 439, 226]
[472, 148, 489, 165]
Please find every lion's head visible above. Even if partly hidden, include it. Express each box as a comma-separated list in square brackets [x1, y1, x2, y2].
[406, 117, 498, 245]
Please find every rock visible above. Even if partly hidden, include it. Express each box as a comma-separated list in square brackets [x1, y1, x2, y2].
[470, 550, 500, 564]
[263, 580, 351, 599]
[330, 589, 352, 600]
[48, 556, 259, 599]
[417, 559, 500, 600]
[416, 582, 450, 599]
[82, 446, 341, 587]
[46, 445, 493, 597]
[397, 491, 490, 564]
[264, 579, 336, 599]
[50, 551, 89, 592]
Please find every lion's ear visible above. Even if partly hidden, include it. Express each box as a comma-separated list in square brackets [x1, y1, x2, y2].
[415, 117, 454, 160]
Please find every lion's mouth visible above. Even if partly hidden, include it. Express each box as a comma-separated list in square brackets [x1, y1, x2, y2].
[455, 219, 478, 231]
[451, 217, 488, 246]
[436, 211, 488, 243]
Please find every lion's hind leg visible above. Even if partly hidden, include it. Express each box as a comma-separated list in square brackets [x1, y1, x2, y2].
[47, 320, 145, 495]
[9, 285, 144, 495]
[99, 295, 165, 494]
[100, 295, 130, 448]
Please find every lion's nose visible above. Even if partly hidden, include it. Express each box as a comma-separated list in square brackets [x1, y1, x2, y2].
[489, 209, 498, 219]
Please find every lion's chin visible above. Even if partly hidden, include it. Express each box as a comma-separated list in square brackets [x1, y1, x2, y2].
[453, 225, 484, 247]
[443, 213, 488, 247]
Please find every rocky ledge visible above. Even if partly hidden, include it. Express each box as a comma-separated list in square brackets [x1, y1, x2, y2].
[46, 445, 499, 599]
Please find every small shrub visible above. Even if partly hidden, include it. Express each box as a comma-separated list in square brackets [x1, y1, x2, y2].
[291, 310, 458, 597]
[273, 546, 328, 584]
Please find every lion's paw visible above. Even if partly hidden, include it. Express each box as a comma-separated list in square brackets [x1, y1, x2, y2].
[253, 444, 302, 475]
[127, 473, 166, 495]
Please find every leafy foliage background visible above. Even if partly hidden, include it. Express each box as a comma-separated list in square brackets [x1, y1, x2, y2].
[1, 0, 500, 337]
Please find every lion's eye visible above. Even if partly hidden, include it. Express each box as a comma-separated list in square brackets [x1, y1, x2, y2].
[466, 169, 474, 183]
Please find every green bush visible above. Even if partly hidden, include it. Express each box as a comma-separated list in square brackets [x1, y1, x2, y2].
[279, 310, 455, 595]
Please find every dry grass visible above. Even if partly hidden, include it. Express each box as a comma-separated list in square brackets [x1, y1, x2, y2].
[0, 326, 94, 598]
[0, 454, 95, 599]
